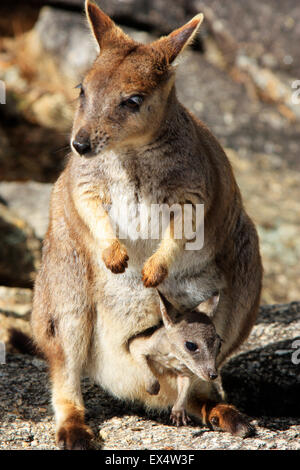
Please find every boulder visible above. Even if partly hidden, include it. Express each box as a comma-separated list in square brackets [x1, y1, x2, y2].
[0, 203, 41, 287]
[43, 0, 196, 35]
[0, 286, 32, 316]
[0, 182, 52, 239]
[196, 0, 300, 78]
[223, 302, 300, 417]
[0, 97, 69, 183]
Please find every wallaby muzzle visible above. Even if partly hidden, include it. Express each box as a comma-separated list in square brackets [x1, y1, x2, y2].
[72, 128, 91, 156]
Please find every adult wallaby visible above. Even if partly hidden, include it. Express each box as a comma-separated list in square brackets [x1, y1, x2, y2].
[129, 291, 222, 427]
[31, 0, 262, 449]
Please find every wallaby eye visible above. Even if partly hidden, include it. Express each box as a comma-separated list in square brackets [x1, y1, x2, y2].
[76, 83, 84, 98]
[122, 95, 143, 110]
[185, 341, 198, 352]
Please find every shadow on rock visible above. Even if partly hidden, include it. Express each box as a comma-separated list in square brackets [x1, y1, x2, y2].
[222, 337, 300, 420]
[256, 302, 300, 325]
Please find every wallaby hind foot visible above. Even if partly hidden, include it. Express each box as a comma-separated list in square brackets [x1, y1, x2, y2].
[189, 400, 255, 438]
[57, 420, 94, 450]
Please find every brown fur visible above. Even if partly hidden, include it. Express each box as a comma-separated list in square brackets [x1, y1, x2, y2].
[31, 1, 262, 449]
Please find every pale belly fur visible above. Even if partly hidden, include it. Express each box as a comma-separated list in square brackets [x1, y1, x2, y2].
[86, 179, 225, 408]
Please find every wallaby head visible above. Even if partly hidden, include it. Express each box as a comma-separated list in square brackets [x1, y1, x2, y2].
[157, 291, 222, 382]
[71, 0, 203, 157]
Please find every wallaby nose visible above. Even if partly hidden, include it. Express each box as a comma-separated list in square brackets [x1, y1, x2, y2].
[72, 140, 91, 155]
[72, 129, 91, 156]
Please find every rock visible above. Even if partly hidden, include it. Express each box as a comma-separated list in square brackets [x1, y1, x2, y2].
[0, 2, 39, 37]
[1, 302, 300, 449]
[34, 7, 98, 83]
[0, 182, 52, 239]
[0, 286, 32, 352]
[0, 127, 13, 179]
[0, 286, 32, 316]
[196, 0, 300, 78]
[0, 203, 41, 287]
[43, 0, 197, 35]
[225, 150, 300, 305]
[222, 302, 300, 417]
[0, 313, 32, 354]
[0, 94, 69, 183]
[176, 51, 300, 171]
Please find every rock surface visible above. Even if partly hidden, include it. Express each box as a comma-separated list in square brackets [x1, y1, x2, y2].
[0, 286, 32, 352]
[0, 203, 41, 287]
[0, 182, 52, 239]
[0, 302, 299, 450]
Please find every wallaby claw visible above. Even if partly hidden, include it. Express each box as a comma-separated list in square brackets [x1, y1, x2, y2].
[170, 409, 191, 427]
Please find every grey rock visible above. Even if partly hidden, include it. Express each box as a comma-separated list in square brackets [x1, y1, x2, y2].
[0, 182, 52, 239]
[196, 0, 300, 77]
[0, 203, 41, 287]
[176, 52, 300, 170]
[44, 0, 197, 34]
[0, 95, 69, 183]
[35, 7, 98, 82]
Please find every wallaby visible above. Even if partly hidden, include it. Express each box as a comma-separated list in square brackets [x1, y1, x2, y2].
[31, 0, 262, 449]
[129, 291, 221, 426]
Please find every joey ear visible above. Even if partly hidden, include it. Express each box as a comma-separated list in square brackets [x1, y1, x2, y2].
[157, 291, 174, 330]
[154, 13, 204, 64]
[85, 0, 132, 51]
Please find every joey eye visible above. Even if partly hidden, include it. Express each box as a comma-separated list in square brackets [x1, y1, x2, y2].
[185, 341, 198, 352]
[76, 83, 84, 98]
[122, 95, 143, 110]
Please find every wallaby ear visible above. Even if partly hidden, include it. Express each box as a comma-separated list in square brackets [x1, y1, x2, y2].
[157, 291, 174, 330]
[154, 13, 204, 64]
[195, 293, 220, 317]
[85, 0, 132, 51]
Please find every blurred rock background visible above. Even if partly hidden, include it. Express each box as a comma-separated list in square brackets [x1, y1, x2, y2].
[0, 0, 299, 449]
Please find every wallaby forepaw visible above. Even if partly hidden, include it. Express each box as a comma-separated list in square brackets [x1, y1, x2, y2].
[142, 257, 168, 288]
[170, 409, 191, 427]
[102, 241, 129, 274]
[146, 379, 160, 395]
[56, 423, 94, 450]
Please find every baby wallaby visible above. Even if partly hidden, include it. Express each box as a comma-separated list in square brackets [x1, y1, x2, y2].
[129, 291, 221, 426]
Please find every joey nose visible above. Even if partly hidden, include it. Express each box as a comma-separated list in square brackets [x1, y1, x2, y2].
[72, 129, 91, 156]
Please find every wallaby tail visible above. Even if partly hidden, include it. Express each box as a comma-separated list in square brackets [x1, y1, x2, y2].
[8, 328, 42, 357]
